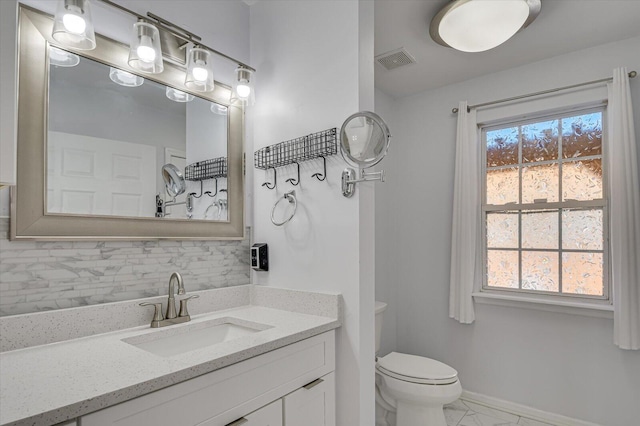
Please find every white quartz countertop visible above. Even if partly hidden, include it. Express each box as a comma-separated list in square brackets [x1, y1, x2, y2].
[0, 286, 341, 426]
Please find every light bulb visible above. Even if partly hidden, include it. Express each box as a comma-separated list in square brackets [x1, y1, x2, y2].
[62, 13, 86, 34]
[192, 66, 208, 82]
[236, 84, 251, 99]
[137, 35, 156, 63]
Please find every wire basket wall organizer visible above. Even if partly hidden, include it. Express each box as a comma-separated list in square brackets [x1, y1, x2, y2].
[184, 157, 227, 181]
[254, 128, 337, 170]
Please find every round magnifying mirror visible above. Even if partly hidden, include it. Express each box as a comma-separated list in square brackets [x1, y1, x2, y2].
[162, 164, 186, 198]
[340, 111, 391, 168]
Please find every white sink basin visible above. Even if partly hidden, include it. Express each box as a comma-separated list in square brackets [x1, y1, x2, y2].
[123, 317, 271, 357]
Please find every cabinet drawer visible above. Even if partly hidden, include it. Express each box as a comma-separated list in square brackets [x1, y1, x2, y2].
[283, 372, 335, 426]
[222, 399, 282, 426]
[81, 331, 334, 426]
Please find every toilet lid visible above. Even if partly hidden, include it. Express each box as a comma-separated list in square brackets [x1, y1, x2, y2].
[376, 352, 458, 385]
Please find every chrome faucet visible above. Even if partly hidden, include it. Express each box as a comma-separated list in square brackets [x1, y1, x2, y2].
[139, 272, 199, 328]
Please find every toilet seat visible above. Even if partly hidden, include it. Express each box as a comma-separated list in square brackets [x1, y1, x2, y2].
[376, 352, 458, 385]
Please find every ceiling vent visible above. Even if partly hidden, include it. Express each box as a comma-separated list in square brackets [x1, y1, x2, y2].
[375, 48, 416, 71]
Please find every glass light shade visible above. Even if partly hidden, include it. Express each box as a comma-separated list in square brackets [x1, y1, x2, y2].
[231, 67, 255, 106]
[211, 103, 228, 115]
[166, 87, 194, 102]
[52, 0, 96, 50]
[185, 47, 215, 92]
[49, 46, 80, 67]
[109, 67, 144, 87]
[436, 0, 530, 52]
[128, 22, 164, 74]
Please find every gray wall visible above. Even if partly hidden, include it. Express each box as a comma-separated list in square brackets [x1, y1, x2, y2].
[375, 36, 640, 425]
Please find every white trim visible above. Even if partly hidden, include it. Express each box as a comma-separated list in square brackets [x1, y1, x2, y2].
[461, 389, 603, 426]
[472, 292, 613, 319]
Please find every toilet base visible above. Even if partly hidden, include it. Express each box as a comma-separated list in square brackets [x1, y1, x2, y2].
[396, 400, 447, 426]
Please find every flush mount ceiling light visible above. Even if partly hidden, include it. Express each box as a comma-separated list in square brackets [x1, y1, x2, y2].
[166, 87, 194, 102]
[430, 0, 541, 53]
[52, 0, 96, 50]
[231, 67, 255, 106]
[49, 46, 80, 67]
[211, 104, 228, 115]
[128, 21, 164, 74]
[185, 47, 215, 92]
[109, 67, 144, 87]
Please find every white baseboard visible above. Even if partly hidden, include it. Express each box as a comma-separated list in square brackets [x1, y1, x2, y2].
[461, 390, 602, 426]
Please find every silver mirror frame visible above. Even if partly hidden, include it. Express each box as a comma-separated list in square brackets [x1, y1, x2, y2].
[339, 111, 391, 169]
[11, 5, 245, 240]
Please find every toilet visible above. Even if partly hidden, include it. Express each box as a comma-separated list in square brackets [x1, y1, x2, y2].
[375, 301, 462, 426]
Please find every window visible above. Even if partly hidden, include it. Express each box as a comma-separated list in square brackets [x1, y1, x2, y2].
[482, 108, 609, 301]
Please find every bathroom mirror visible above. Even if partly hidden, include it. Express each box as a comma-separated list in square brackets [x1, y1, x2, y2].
[340, 111, 391, 169]
[11, 5, 245, 240]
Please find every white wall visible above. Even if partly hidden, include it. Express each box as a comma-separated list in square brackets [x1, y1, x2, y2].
[250, 1, 375, 424]
[377, 36, 640, 426]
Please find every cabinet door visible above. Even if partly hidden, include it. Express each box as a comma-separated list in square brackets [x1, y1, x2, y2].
[283, 372, 335, 426]
[225, 399, 282, 426]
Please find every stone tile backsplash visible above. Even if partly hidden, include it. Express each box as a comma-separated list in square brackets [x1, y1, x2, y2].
[0, 218, 251, 316]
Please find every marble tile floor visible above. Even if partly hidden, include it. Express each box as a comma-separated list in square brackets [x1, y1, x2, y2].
[444, 399, 555, 426]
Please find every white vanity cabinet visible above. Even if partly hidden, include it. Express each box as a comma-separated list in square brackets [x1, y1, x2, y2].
[80, 331, 335, 426]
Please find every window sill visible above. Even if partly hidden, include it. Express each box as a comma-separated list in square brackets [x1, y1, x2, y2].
[472, 292, 614, 319]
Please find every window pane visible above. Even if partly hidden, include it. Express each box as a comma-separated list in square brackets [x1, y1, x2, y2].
[487, 250, 519, 288]
[562, 112, 602, 158]
[522, 251, 559, 292]
[562, 209, 603, 250]
[486, 127, 519, 167]
[562, 252, 603, 296]
[486, 167, 519, 205]
[522, 164, 559, 203]
[487, 212, 518, 248]
[522, 120, 558, 163]
[522, 210, 558, 249]
[562, 159, 602, 201]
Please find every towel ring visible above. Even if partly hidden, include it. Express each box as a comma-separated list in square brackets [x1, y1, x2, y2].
[271, 190, 297, 226]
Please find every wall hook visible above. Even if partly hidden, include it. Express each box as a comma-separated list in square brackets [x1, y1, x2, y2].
[189, 181, 205, 198]
[262, 167, 277, 190]
[311, 156, 327, 181]
[286, 162, 301, 186]
[204, 178, 218, 198]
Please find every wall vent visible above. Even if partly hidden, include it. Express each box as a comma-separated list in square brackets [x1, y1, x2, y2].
[375, 48, 416, 71]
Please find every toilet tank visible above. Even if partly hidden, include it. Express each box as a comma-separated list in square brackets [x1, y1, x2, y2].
[375, 301, 388, 354]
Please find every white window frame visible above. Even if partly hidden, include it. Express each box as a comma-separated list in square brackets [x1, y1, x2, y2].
[478, 106, 612, 310]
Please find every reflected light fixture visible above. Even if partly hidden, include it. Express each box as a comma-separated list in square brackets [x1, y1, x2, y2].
[128, 21, 164, 74]
[232, 67, 255, 106]
[109, 67, 144, 87]
[52, 0, 96, 50]
[430, 0, 541, 53]
[49, 46, 80, 67]
[166, 87, 195, 102]
[210, 104, 228, 115]
[185, 47, 215, 92]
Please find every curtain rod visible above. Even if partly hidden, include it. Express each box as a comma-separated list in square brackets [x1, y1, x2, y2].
[97, 0, 256, 72]
[452, 70, 637, 114]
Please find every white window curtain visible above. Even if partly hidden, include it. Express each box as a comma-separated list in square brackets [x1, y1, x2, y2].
[449, 101, 481, 324]
[608, 67, 640, 350]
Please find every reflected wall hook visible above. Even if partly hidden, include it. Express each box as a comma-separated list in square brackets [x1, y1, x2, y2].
[286, 162, 300, 186]
[262, 167, 277, 190]
[311, 156, 327, 181]
[189, 181, 204, 198]
[204, 178, 218, 198]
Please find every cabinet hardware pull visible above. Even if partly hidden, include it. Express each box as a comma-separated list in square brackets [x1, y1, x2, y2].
[225, 418, 249, 426]
[303, 378, 324, 390]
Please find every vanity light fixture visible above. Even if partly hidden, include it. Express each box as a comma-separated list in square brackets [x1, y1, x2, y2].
[166, 87, 194, 102]
[49, 46, 80, 67]
[232, 66, 255, 106]
[109, 67, 144, 87]
[210, 104, 228, 115]
[185, 47, 215, 92]
[430, 0, 541, 53]
[128, 21, 164, 74]
[52, 0, 96, 50]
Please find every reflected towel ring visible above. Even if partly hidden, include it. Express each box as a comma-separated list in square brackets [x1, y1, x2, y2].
[271, 190, 297, 226]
